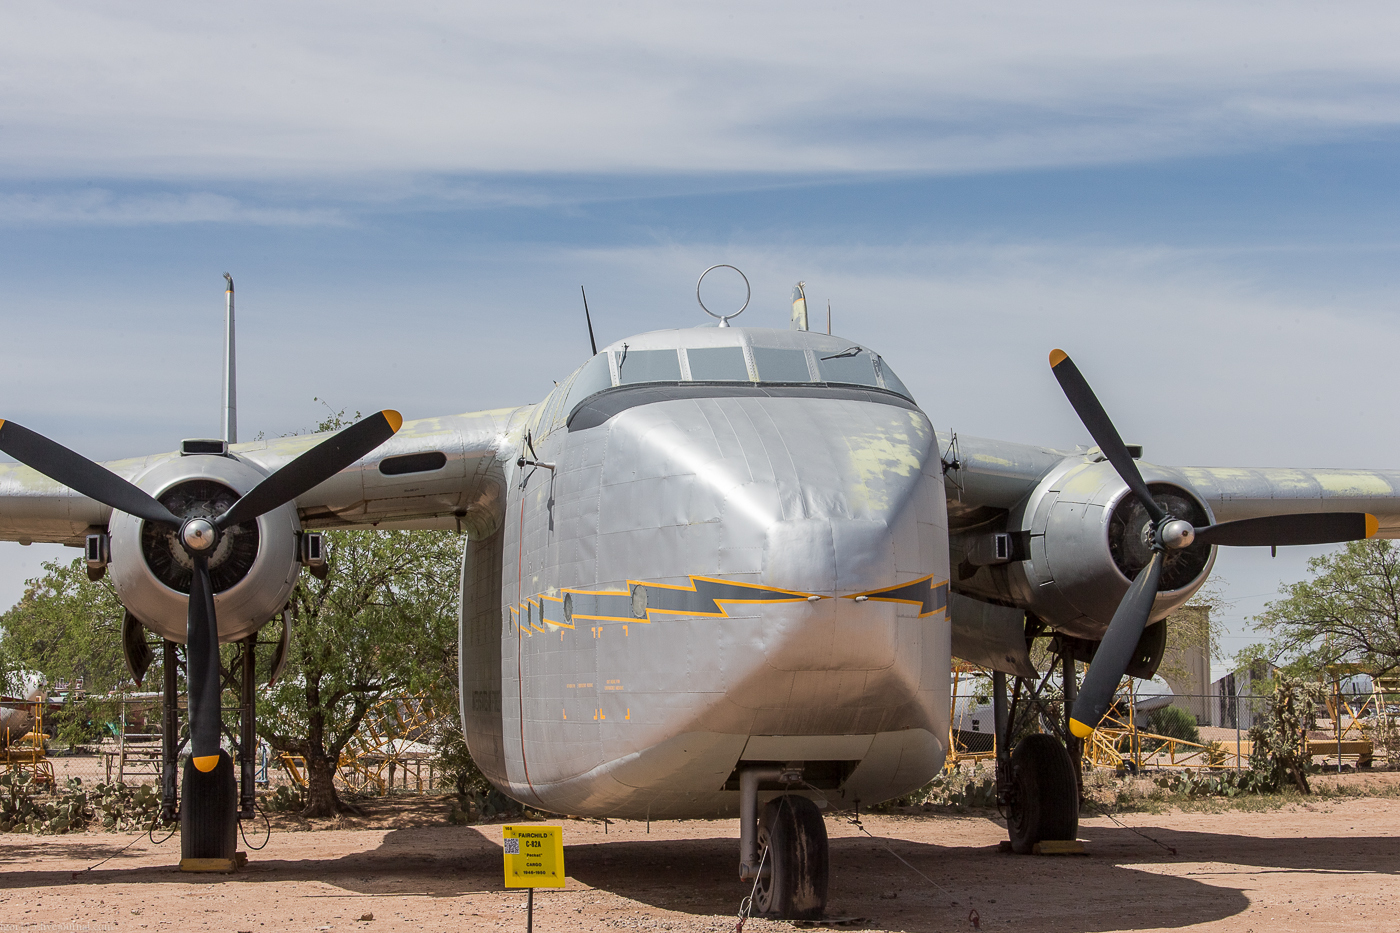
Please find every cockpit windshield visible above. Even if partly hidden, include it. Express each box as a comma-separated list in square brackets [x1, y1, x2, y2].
[547, 328, 915, 434]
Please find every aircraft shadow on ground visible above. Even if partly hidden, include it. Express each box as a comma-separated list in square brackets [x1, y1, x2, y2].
[0, 825, 504, 896]
[565, 834, 1255, 932]
[4, 818, 1391, 931]
[1079, 822, 1400, 874]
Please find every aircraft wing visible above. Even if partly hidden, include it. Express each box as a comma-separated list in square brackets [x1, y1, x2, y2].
[0, 407, 524, 546]
[1179, 466, 1400, 536]
[942, 432, 1400, 674]
[943, 432, 1400, 535]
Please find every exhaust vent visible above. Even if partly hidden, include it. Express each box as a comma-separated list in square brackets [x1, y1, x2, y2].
[181, 439, 229, 456]
[379, 451, 447, 476]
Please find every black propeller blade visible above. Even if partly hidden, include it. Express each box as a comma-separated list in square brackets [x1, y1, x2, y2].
[1049, 349, 1378, 738]
[0, 410, 403, 772]
[1070, 553, 1162, 739]
[1194, 512, 1378, 548]
[217, 410, 402, 528]
[0, 420, 180, 525]
[1048, 350, 1165, 524]
[186, 555, 222, 770]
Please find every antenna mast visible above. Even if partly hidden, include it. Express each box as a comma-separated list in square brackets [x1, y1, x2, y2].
[222, 273, 237, 444]
[581, 286, 598, 355]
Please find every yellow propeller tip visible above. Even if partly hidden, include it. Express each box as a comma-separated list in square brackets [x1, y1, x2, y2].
[1068, 718, 1095, 739]
[382, 410, 403, 433]
[192, 755, 220, 773]
[1366, 514, 1380, 539]
[1049, 349, 1068, 367]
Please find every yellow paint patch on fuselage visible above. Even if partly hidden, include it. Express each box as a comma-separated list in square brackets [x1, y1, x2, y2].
[1315, 471, 1397, 498]
[842, 412, 927, 514]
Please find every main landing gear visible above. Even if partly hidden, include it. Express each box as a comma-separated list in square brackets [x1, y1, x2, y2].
[738, 765, 829, 921]
[149, 623, 285, 864]
[990, 622, 1084, 853]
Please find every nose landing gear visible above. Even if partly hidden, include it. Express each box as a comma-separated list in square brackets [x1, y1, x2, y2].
[753, 795, 829, 920]
[738, 766, 830, 921]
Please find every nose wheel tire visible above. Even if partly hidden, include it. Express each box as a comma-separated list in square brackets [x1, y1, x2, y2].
[1006, 733, 1079, 854]
[180, 750, 238, 860]
[753, 795, 829, 921]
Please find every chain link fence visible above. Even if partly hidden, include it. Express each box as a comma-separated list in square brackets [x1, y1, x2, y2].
[0, 696, 455, 796]
[1084, 686, 1398, 772]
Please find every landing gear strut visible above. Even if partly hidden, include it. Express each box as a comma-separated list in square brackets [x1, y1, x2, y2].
[738, 765, 829, 920]
[992, 621, 1082, 853]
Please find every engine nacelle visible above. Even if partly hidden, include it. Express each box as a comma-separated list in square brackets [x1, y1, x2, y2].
[108, 453, 302, 644]
[958, 457, 1216, 640]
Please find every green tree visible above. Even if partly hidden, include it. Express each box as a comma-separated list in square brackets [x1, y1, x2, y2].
[259, 529, 461, 817]
[0, 557, 140, 747]
[0, 557, 128, 694]
[1252, 539, 1400, 678]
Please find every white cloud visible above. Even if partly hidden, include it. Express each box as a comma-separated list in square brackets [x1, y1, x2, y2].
[0, 190, 345, 225]
[0, 2, 1397, 179]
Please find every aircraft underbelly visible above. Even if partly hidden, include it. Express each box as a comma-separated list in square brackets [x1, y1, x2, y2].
[485, 394, 950, 818]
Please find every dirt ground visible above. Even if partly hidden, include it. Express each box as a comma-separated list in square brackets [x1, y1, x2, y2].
[1, 779, 1397, 933]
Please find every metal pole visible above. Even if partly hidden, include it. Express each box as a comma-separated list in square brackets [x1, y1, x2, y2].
[161, 640, 180, 824]
[527, 887, 534, 933]
[239, 635, 257, 818]
[117, 695, 127, 784]
[992, 670, 1010, 801]
[222, 273, 237, 444]
[1336, 679, 1343, 775]
[1062, 651, 1081, 798]
[1235, 694, 1241, 774]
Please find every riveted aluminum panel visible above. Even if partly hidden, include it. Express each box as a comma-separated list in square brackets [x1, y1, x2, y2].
[493, 368, 950, 817]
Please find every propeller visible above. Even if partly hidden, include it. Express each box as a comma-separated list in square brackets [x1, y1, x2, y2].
[0, 410, 402, 770]
[1048, 350, 1377, 738]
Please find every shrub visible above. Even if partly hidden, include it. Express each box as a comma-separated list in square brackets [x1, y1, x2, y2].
[265, 783, 305, 812]
[0, 774, 160, 833]
[1145, 706, 1201, 746]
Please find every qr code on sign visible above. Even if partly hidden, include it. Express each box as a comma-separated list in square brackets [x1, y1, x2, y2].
[503, 838, 520, 855]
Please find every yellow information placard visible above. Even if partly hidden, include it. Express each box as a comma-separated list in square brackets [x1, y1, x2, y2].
[502, 825, 565, 888]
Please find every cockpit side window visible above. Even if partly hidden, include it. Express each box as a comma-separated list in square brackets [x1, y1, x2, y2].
[563, 353, 615, 417]
[751, 347, 814, 382]
[875, 357, 914, 400]
[685, 346, 750, 381]
[815, 347, 880, 387]
[545, 373, 576, 432]
[616, 348, 683, 385]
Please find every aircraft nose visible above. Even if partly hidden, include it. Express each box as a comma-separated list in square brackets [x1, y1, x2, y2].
[593, 393, 941, 596]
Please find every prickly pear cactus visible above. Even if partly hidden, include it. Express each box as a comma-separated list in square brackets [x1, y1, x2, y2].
[0, 773, 162, 834]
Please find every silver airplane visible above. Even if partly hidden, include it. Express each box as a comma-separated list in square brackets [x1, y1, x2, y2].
[0, 274, 1394, 918]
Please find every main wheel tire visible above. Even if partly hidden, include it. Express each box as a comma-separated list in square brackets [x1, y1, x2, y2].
[181, 750, 238, 860]
[1007, 733, 1079, 854]
[753, 795, 829, 921]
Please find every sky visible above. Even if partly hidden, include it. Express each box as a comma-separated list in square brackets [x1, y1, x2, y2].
[2, 2, 1399, 675]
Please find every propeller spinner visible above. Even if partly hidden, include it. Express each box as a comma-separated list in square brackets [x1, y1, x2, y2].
[0, 410, 402, 770]
[1047, 350, 1377, 738]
